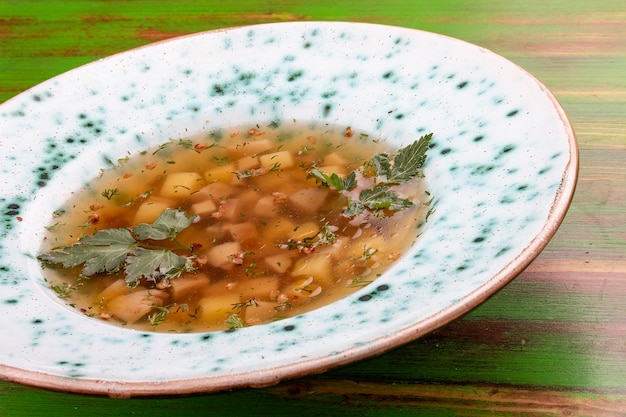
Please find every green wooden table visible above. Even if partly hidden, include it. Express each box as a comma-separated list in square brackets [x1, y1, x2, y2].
[1, 1, 625, 415]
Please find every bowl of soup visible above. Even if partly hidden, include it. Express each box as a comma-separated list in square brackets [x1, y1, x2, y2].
[0, 22, 577, 396]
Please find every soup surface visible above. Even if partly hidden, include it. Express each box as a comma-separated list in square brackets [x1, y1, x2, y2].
[38, 123, 432, 332]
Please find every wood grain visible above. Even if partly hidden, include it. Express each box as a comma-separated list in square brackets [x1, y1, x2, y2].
[0, 0, 624, 415]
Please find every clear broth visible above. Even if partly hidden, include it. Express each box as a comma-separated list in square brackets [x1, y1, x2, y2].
[40, 122, 429, 333]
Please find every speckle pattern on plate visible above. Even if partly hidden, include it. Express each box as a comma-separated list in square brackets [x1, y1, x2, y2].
[0, 22, 577, 397]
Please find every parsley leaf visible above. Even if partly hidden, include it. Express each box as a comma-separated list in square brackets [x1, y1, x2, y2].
[38, 228, 136, 276]
[344, 198, 365, 218]
[359, 186, 413, 211]
[385, 133, 432, 184]
[368, 153, 391, 177]
[308, 169, 356, 191]
[310, 133, 432, 218]
[38, 208, 197, 286]
[134, 208, 197, 240]
[125, 247, 192, 285]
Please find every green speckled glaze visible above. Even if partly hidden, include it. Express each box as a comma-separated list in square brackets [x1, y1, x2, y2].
[0, 22, 577, 396]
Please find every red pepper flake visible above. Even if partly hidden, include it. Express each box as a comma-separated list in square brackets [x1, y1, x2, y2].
[228, 251, 245, 265]
[87, 213, 100, 224]
[194, 143, 209, 151]
[89, 204, 104, 211]
[123, 173, 133, 179]
[16, 216, 23, 222]
[272, 191, 287, 203]
[248, 127, 265, 136]
[99, 312, 113, 320]
[196, 255, 208, 266]
[344, 126, 353, 137]
[145, 161, 158, 170]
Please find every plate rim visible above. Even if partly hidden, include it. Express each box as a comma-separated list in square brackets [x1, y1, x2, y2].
[0, 21, 579, 397]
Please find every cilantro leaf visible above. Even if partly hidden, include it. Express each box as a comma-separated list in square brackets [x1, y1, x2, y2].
[385, 133, 432, 184]
[133, 208, 197, 240]
[38, 228, 136, 276]
[124, 247, 193, 285]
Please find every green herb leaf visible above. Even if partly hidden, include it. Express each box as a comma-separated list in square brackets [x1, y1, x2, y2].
[308, 169, 356, 191]
[334, 133, 432, 218]
[282, 222, 337, 251]
[38, 228, 136, 276]
[343, 198, 365, 217]
[369, 153, 391, 177]
[225, 313, 245, 329]
[38, 209, 197, 286]
[101, 188, 119, 200]
[359, 186, 413, 211]
[124, 247, 192, 285]
[318, 223, 337, 245]
[133, 208, 197, 240]
[343, 171, 357, 190]
[385, 133, 432, 184]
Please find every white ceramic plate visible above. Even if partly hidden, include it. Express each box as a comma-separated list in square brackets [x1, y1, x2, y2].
[0, 22, 577, 397]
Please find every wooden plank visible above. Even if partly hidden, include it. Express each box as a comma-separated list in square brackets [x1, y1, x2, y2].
[0, 0, 625, 415]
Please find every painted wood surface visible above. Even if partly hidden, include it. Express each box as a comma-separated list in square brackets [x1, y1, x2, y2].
[1, 1, 625, 415]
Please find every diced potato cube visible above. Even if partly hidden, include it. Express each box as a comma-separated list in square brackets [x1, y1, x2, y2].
[259, 150, 294, 170]
[228, 222, 259, 243]
[217, 198, 243, 221]
[252, 169, 289, 191]
[193, 182, 236, 202]
[237, 189, 262, 207]
[288, 221, 319, 240]
[315, 165, 348, 178]
[239, 276, 281, 301]
[227, 139, 274, 158]
[175, 223, 216, 249]
[279, 278, 319, 306]
[245, 300, 279, 325]
[169, 273, 211, 301]
[346, 234, 388, 262]
[190, 199, 217, 215]
[162, 304, 195, 325]
[133, 197, 176, 224]
[237, 155, 260, 171]
[288, 187, 329, 214]
[204, 163, 236, 183]
[203, 280, 239, 297]
[204, 224, 229, 242]
[198, 293, 241, 324]
[98, 279, 130, 303]
[253, 195, 279, 217]
[160, 172, 204, 198]
[317, 236, 350, 260]
[107, 289, 167, 323]
[205, 241, 242, 269]
[265, 253, 293, 274]
[291, 254, 333, 285]
[261, 218, 298, 243]
[323, 152, 348, 166]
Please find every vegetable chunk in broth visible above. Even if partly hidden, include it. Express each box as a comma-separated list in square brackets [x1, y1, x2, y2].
[38, 123, 432, 332]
